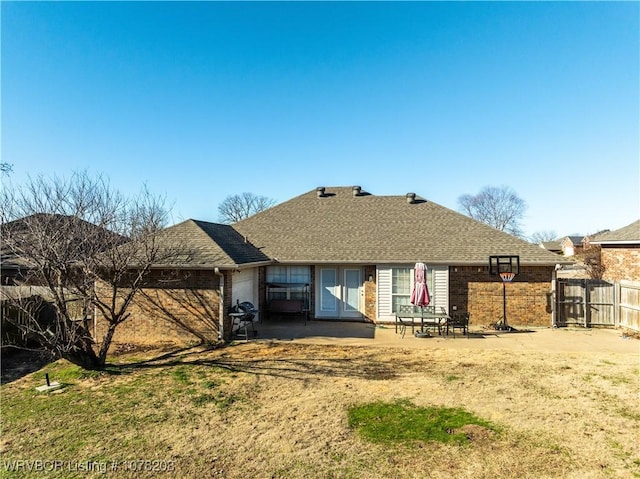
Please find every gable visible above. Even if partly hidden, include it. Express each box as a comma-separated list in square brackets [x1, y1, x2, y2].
[152, 219, 271, 268]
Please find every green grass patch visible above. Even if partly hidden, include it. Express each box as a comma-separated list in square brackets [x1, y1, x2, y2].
[1, 356, 245, 467]
[33, 362, 121, 385]
[348, 399, 496, 445]
[191, 391, 240, 410]
[599, 359, 616, 366]
[171, 366, 190, 384]
[202, 379, 219, 389]
[616, 406, 640, 421]
[601, 374, 633, 385]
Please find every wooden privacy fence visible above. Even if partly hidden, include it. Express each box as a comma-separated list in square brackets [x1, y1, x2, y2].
[556, 279, 640, 331]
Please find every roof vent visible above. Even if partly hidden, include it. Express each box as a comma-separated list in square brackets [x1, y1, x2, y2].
[352, 186, 362, 197]
[406, 192, 416, 204]
[317, 187, 326, 198]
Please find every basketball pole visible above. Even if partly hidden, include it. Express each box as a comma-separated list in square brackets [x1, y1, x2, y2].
[501, 280, 508, 330]
[489, 256, 519, 332]
[496, 272, 513, 331]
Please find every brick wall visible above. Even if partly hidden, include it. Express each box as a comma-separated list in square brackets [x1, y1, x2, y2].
[449, 266, 554, 327]
[601, 246, 640, 282]
[364, 265, 376, 321]
[94, 269, 223, 346]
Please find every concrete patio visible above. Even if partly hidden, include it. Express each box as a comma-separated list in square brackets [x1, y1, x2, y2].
[241, 319, 640, 355]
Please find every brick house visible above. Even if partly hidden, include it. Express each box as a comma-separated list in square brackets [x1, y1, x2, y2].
[559, 236, 585, 257]
[101, 186, 572, 345]
[93, 221, 272, 345]
[589, 220, 640, 282]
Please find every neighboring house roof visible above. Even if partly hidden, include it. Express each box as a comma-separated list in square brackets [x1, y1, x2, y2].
[232, 186, 570, 266]
[152, 219, 271, 268]
[585, 229, 610, 241]
[1, 213, 126, 272]
[0, 285, 55, 302]
[0, 253, 32, 271]
[560, 236, 584, 247]
[589, 220, 640, 245]
[540, 241, 562, 252]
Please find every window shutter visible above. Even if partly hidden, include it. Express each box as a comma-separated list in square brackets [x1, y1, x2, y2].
[432, 266, 449, 313]
[377, 267, 392, 319]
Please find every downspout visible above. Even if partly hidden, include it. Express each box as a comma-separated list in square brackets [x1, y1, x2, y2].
[214, 268, 225, 340]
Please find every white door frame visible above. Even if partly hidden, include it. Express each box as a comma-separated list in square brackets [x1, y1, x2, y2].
[316, 266, 363, 319]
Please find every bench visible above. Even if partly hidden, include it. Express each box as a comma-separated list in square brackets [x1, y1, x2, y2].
[266, 299, 307, 321]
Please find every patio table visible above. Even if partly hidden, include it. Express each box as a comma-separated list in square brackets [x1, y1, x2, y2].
[395, 307, 451, 338]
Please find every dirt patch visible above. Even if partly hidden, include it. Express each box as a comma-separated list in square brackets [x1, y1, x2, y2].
[454, 424, 495, 444]
[621, 329, 640, 340]
[110, 341, 180, 356]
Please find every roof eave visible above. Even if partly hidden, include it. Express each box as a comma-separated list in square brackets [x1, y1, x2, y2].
[149, 260, 274, 270]
[270, 259, 572, 266]
[589, 240, 640, 245]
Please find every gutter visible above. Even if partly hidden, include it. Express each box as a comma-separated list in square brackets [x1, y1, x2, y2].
[148, 260, 273, 270]
[214, 267, 225, 340]
[589, 240, 640, 245]
[266, 259, 572, 267]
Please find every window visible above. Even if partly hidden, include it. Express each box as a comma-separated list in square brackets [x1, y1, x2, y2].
[267, 266, 288, 284]
[289, 266, 310, 284]
[266, 266, 311, 302]
[391, 266, 433, 313]
[391, 268, 411, 313]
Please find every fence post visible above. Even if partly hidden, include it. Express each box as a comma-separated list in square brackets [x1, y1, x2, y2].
[614, 281, 620, 328]
[551, 275, 557, 328]
[583, 279, 589, 328]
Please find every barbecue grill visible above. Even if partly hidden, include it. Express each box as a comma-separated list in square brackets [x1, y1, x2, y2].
[230, 300, 258, 340]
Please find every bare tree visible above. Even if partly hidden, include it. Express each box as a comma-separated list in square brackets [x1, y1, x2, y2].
[218, 192, 276, 224]
[529, 230, 558, 244]
[574, 247, 605, 279]
[1, 163, 12, 174]
[1, 171, 177, 369]
[457, 186, 527, 237]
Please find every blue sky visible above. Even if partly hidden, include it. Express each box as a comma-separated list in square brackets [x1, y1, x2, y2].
[2, 1, 638, 238]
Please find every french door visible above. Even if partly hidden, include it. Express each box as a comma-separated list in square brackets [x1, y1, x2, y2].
[318, 267, 362, 319]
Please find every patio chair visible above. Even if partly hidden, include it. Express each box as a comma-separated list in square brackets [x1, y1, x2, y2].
[396, 304, 420, 338]
[446, 311, 469, 338]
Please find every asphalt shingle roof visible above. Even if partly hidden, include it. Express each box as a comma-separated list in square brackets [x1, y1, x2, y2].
[1, 213, 126, 270]
[153, 219, 270, 267]
[590, 220, 640, 244]
[541, 241, 562, 251]
[562, 236, 584, 245]
[232, 187, 569, 266]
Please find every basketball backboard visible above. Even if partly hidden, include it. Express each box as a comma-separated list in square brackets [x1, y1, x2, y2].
[488, 255, 520, 276]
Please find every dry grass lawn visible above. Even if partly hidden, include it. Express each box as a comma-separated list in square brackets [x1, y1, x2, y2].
[1, 339, 639, 478]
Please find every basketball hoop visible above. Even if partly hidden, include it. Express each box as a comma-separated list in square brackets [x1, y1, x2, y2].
[499, 272, 516, 282]
[489, 255, 519, 330]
